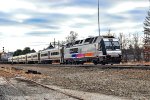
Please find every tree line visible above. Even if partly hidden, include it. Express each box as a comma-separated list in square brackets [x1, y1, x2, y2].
[118, 33, 143, 62]
[13, 47, 36, 56]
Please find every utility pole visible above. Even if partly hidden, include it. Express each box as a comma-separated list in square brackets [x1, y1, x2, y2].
[54, 38, 55, 48]
[149, 0, 150, 7]
[98, 0, 100, 36]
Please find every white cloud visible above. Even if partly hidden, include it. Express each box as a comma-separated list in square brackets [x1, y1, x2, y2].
[110, 22, 140, 29]
[13, 14, 32, 22]
[108, 1, 149, 14]
[0, 25, 33, 37]
[37, 6, 97, 15]
[0, 0, 36, 13]
[0, 0, 148, 52]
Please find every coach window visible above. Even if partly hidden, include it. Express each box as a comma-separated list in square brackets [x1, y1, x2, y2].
[51, 52, 59, 55]
[33, 55, 37, 58]
[41, 53, 48, 57]
[28, 56, 31, 58]
[70, 48, 78, 54]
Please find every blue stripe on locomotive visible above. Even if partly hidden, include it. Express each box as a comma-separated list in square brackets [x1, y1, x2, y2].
[71, 54, 77, 58]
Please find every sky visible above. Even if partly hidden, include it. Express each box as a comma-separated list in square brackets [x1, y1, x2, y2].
[0, 0, 149, 52]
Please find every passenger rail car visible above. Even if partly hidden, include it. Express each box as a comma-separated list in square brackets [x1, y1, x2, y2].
[39, 48, 60, 64]
[9, 36, 122, 65]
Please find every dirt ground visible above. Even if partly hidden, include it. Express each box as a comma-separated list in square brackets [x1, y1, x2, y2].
[0, 70, 79, 100]
[1, 64, 150, 99]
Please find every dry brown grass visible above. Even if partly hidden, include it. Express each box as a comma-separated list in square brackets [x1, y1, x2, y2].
[0, 67, 47, 81]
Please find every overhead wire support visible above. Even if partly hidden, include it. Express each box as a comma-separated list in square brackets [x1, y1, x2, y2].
[149, 0, 150, 8]
[98, 0, 100, 36]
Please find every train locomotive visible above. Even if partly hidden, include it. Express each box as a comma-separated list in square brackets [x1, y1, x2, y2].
[8, 36, 122, 65]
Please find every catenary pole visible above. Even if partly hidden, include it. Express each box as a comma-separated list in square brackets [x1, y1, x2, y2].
[98, 0, 100, 36]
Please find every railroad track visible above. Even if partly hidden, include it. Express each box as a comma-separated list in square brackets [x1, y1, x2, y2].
[5, 63, 150, 70]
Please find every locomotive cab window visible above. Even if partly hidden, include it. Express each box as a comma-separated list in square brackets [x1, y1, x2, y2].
[104, 41, 113, 50]
[70, 48, 78, 54]
[104, 41, 120, 50]
[112, 41, 120, 49]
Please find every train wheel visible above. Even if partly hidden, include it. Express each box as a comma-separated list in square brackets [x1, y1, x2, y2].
[93, 60, 97, 65]
[102, 62, 105, 65]
[93, 61, 97, 65]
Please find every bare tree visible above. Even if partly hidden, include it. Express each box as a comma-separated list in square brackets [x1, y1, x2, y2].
[106, 29, 115, 36]
[66, 31, 78, 43]
[132, 33, 142, 61]
[119, 33, 130, 62]
[119, 32, 144, 62]
[58, 40, 66, 47]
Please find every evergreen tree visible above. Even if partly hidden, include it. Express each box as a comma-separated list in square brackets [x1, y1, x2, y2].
[22, 47, 31, 54]
[31, 49, 36, 53]
[143, 8, 150, 61]
[13, 47, 36, 56]
[13, 49, 22, 56]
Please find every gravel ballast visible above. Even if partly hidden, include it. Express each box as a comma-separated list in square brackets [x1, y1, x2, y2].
[1, 64, 150, 99]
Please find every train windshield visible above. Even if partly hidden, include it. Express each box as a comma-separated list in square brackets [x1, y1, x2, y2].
[104, 41, 120, 50]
